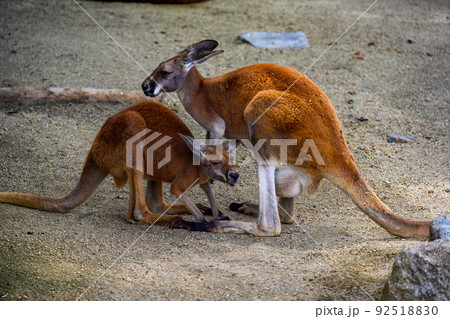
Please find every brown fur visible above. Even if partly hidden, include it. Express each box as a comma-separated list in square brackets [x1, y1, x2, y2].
[142, 40, 430, 237]
[0, 102, 237, 226]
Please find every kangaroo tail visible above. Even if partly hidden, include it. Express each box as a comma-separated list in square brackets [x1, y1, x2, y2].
[328, 171, 430, 238]
[0, 153, 107, 212]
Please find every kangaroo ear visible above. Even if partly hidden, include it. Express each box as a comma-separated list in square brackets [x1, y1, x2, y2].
[184, 39, 219, 53]
[178, 134, 204, 157]
[184, 50, 223, 67]
[221, 140, 240, 153]
[183, 40, 223, 67]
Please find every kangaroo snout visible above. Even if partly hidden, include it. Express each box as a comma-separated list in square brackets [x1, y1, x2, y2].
[227, 171, 239, 186]
[142, 80, 155, 97]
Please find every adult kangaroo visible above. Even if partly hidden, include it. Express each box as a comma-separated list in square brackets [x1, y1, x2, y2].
[141, 39, 430, 237]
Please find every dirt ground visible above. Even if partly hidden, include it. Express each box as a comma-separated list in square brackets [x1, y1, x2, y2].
[0, 0, 448, 301]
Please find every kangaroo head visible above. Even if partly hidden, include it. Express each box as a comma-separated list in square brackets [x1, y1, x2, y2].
[178, 134, 239, 186]
[142, 39, 223, 97]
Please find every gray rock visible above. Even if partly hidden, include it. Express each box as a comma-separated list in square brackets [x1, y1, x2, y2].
[239, 32, 309, 49]
[387, 135, 418, 143]
[430, 215, 450, 241]
[382, 239, 450, 300]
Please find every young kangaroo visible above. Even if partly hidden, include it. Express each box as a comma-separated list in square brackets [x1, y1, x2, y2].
[141, 39, 430, 237]
[0, 101, 239, 226]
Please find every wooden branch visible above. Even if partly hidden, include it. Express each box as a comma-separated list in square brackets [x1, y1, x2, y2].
[0, 87, 163, 104]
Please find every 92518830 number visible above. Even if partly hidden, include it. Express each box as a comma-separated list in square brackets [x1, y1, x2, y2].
[376, 305, 438, 316]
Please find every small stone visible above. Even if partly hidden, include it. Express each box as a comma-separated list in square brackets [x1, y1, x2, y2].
[407, 38, 416, 44]
[387, 135, 417, 143]
[430, 215, 450, 241]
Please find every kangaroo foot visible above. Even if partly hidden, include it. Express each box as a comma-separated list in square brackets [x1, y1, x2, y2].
[200, 205, 230, 220]
[229, 201, 259, 216]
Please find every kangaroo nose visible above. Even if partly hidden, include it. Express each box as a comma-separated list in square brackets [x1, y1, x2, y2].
[142, 81, 156, 97]
[228, 171, 239, 186]
[229, 172, 239, 179]
[142, 81, 150, 92]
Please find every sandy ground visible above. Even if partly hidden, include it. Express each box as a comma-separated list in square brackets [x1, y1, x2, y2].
[0, 0, 448, 301]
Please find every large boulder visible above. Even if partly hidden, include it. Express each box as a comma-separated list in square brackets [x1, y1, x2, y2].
[382, 239, 450, 300]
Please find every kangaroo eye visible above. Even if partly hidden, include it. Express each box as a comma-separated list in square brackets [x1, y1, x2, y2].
[161, 70, 172, 75]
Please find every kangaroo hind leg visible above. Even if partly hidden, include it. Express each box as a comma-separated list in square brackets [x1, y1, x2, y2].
[127, 170, 181, 226]
[230, 198, 295, 224]
[145, 180, 214, 216]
